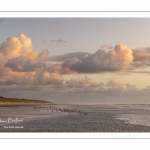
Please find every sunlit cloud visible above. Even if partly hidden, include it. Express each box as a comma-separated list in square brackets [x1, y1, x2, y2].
[0, 33, 150, 95]
[62, 44, 133, 73]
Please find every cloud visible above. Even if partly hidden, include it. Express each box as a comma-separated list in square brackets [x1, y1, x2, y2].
[0, 54, 5, 70]
[5, 56, 44, 72]
[0, 34, 66, 88]
[62, 44, 133, 73]
[133, 49, 150, 62]
[65, 76, 102, 88]
[46, 64, 74, 75]
[106, 80, 126, 88]
[126, 48, 150, 70]
[0, 34, 73, 86]
[100, 44, 113, 49]
[0, 34, 135, 77]
[46, 52, 89, 62]
[0, 34, 38, 61]
[0, 34, 150, 104]
[0, 68, 65, 86]
[33, 69, 64, 85]
[47, 45, 150, 74]
[131, 61, 150, 68]
[0, 34, 51, 74]
[1, 79, 150, 104]
[0, 33, 150, 94]
[51, 39, 67, 43]
[0, 73, 34, 86]
[128, 70, 150, 74]
[105, 80, 136, 90]
[38, 49, 49, 60]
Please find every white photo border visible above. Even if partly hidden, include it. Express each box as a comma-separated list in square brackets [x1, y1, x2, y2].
[0, 11, 150, 139]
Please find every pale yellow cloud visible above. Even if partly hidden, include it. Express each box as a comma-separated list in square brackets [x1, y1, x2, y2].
[109, 44, 133, 67]
[0, 34, 148, 89]
[0, 34, 39, 62]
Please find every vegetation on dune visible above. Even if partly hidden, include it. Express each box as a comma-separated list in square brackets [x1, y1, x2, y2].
[0, 96, 53, 104]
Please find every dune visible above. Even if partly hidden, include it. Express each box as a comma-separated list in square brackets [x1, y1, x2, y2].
[0, 96, 54, 106]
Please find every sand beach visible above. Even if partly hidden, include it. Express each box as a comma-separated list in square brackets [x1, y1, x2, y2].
[0, 104, 150, 132]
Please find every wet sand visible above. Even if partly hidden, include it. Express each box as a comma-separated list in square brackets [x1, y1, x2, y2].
[1, 104, 150, 132]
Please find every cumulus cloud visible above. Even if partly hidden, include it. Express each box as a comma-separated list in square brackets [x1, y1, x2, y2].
[0, 69, 65, 86]
[0, 34, 135, 77]
[0, 34, 38, 62]
[0, 33, 149, 93]
[0, 34, 74, 86]
[46, 46, 150, 72]
[46, 64, 74, 75]
[5, 56, 44, 72]
[0, 34, 51, 74]
[125, 48, 150, 71]
[0, 33, 150, 104]
[33, 70, 64, 85]
[62, 44, 133, 73]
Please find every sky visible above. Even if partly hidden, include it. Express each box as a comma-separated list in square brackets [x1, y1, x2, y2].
[0, 18, 150, 104]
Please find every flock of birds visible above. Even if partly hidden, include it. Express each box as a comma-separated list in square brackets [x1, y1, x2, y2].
[32, 106, 87, 115]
